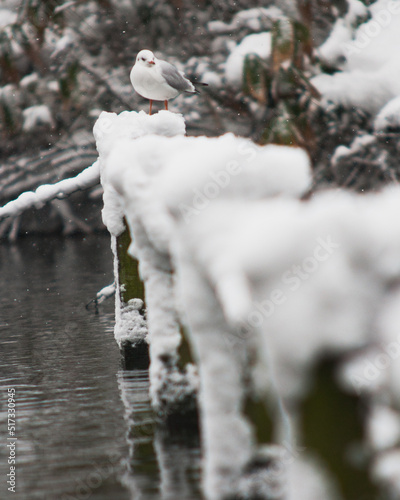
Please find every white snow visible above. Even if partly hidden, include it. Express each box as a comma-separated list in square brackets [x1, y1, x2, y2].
[317, 0, 367, 66]
[93, 110, 185, 237]
[376, 287, 400, 400]
[331, 134, 375, 165]
[95, 282, 115, 304]
[19, 73, 39, 89]
[367, 406, 400, 451]
[115, 297, 147, 346]
[94, 110, 195, 416]
[208, 7, 283, 34]
[51, 28, 76, 58]
[373, 449, 400, 495]
[168, 186, 400, 497]
[201, 70, 223, 88]
[313, 0, 400, 114]
[374, 95, 400, 131]
[0, 161, 100, 220]
[337, 347, 389, 396]
[94, 109, 314, 498]
[0, 8, 17, 28]
[22, 104, 54, 132]
[47, 80, 60, 92]
[94, 108, 400, 500]
[225, 33, 272, 86]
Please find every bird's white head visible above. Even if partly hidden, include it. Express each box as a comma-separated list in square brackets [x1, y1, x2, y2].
[136, 49, 156, 67]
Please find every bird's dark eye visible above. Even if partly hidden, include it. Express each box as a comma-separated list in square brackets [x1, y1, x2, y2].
[141, 57, 145, 61]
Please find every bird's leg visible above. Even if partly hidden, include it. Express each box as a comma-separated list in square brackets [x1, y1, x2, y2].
[164, 100, 168, 111]
[149, 100, 153, 115]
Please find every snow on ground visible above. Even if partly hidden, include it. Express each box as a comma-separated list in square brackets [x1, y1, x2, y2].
[313, 0, 400, 114]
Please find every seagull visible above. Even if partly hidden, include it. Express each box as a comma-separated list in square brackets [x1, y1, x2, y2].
[130, 49, 206, 115]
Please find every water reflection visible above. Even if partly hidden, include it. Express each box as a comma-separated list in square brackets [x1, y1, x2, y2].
[0, 235, 201, 500]
[118, 370, 202, 500]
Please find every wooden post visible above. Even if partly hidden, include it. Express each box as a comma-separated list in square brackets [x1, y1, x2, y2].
[116, 223, 145, 303]
[116, 222, 148, 369]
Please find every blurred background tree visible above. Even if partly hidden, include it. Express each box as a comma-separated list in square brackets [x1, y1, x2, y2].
[0, 0, 384, 239]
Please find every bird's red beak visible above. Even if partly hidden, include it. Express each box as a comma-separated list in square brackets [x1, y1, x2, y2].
[149, 60, 155, 65]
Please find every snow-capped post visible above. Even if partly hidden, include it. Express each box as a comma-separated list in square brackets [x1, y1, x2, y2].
[93, 109, 198, 421]
[155, 140, 313, 500]
[98, 120, 316, 497]
[93, 111, 152, 369]
[93, 104, 400, 499]
[167, 185, 400, 499]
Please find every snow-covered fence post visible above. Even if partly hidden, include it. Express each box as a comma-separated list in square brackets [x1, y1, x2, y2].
[93, 113, 400, 498]
[103, 130, 314, 498]
[94, 110, 198, 421]
[169, 188, 400, 500]
[155, 142, 312, 500]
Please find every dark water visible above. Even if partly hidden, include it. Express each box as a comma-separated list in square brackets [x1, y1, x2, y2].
[0, 235, 201, 500]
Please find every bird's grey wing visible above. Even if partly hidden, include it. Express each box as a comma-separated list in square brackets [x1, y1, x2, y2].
[159, 60, 196, 93]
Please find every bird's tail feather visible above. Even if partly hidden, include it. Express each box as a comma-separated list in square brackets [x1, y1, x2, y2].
[187, 81, 208, 94]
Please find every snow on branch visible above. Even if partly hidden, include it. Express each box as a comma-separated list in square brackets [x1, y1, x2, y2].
[0, 160, 100, 220]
